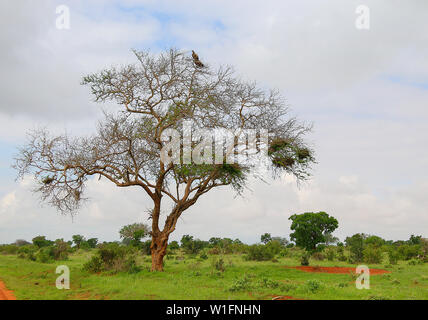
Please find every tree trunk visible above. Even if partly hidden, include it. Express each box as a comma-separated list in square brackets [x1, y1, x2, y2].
[150, 232, 169, 272]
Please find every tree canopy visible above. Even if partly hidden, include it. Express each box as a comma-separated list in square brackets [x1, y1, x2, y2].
[289, 211, 338, 252]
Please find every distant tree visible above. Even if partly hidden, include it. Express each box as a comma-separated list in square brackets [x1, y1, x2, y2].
[364, 235, 385, 247]
[345, 233, 366, 263]
[209, 237, 222, 247]
[261, 233, 272, 244]
[32, 236, 53, 248]
[233, 238, 243, 245]
[168, 241, 180, 251]
[180, 235, 194, 248]
[87, 238, 99, 248]
[180, 235, 207, 254]
[14, 239, 31, 247]
[72, 235, 85, 249]
[289, 212, 338, 253]
[271, 237, 289, 247]
[119, 223, 150, 247]
[408, 235, 422, 245]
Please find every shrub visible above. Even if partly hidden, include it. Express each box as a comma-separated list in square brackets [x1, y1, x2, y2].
[306, 280, 323, 293]
[36, 247, 54, 263]
[245, 244, 275, 261]
[0, 245, 19, 255]
[387, 248, 399, 265]
[207, 247, 221, 255]
[52, 239, 71, 260]
[363, 245, 383, 264]
[83, 243, 140, 274]
[311, 252, 325, 261]
[346, 233, 365, 263]
[300, 252, 310, 266]
[259, 278, 279, 289]
[229, 275, 252, 292]
[17, 245, 37, 261]
[211, 257, 226, 272]
[199, 252, 208, 260]
[397, 244, 421, 261]
[326, 248, 336, 261]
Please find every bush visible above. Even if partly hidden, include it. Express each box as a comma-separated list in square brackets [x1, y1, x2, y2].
[245, 244, 275, 261]
[36, 247, 54, 263]
[363, 245, 383, 264]
[229, 275, 252, 292]
[397, 244, 421, 261]
[211, 257, 226, 272]
[300, 252, 310, 266]
[311, 252, 325, 261]
[326, 248, 336, 261]
[0, 245, 19, 255]
[83, 243, 140, 274]
[17, 245, 37, 261]
[387, 248, 399, 265]
[306, 280, 323, 293]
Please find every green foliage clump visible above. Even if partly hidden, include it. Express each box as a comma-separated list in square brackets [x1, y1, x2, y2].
[346, 233, 365, 263]
[300, 252, 310, 266]
[83, 243, 140, 274]
[245, 244, 275, 261]
[289, 212, 338, 253]
[228, 275, 253, 292]
[306, 280, 323, 293]
[32, 236, 53, 249]
[363, 245, 383, 264]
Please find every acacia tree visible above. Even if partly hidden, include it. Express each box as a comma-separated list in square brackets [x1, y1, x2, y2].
[14, 48, 314, 271]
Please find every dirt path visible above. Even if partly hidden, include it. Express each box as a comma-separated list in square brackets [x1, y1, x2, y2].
[0, 279, 16, 300]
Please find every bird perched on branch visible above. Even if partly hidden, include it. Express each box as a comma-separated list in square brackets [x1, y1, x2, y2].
[192, 50, 205, 68]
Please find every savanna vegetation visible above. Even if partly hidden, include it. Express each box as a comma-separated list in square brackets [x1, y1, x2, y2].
[1, 212, 427, 300]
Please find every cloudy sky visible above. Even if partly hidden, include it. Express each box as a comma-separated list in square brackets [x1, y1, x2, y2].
[1, 0, 427, 244]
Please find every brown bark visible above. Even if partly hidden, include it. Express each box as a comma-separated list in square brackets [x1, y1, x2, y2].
[150, 232, 169, 271]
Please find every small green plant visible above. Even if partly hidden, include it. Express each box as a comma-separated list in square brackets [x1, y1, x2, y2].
[229, 275, 252, 292]
[300, 252, 310, 266]
[259, 278, 279, 289]
[306, 280, 323, 293]
[211, 257, 226, 272]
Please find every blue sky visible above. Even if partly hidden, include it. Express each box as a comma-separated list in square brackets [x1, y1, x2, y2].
[0, 0, 428, 244]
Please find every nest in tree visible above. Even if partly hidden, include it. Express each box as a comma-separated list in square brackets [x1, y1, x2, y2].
[42, 176, 54, 185]
[268, 138, 291, 155]
[272, 156, 295, 168]
[297, 148, 311, 160]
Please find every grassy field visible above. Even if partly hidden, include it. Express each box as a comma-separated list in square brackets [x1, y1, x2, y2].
[1, 251, 428, 300]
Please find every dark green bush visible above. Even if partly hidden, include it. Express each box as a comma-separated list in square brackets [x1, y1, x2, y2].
[300, 252, 310, 266]
[245, 244, 275, 261]
[83, 243, 139, 274]
[363, 245, 383, 264]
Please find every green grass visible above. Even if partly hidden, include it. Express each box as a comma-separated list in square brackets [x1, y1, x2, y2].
[1, 251, 428, 300]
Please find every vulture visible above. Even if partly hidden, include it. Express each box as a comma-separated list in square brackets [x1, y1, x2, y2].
[192, 50, 205, 68]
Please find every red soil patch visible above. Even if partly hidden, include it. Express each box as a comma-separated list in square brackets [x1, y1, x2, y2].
[0, 280, 16, 300]
[286, 265, 390, 275]
[272, 295, 304, 300]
